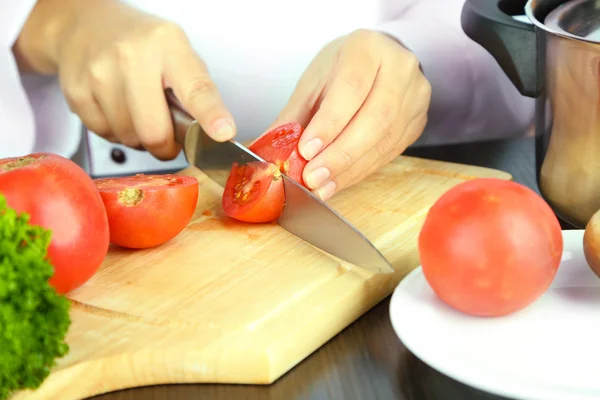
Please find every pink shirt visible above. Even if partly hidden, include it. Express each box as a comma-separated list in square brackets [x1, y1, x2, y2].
[0, 0, 535, 173]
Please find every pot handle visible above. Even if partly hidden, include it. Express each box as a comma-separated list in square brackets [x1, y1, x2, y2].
[461, 0, 542, 98]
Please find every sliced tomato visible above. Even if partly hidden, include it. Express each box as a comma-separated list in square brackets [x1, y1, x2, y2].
[222, 161, 285, 223]
[94, 174, 199, 249]
[248, 122, 308, 186]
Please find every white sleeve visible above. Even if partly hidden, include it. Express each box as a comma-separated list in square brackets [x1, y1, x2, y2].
[0, 0, 38, 158]
[376, 0, 535, 146]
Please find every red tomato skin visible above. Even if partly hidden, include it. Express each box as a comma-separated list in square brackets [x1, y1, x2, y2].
[249, 122, 308, 187]
[283, 149, 309, 184]
[94, 174, 199, 249]
[418, 178, 563, 317]
[222, 162, 285, 223]
[0, 153, 110, 294]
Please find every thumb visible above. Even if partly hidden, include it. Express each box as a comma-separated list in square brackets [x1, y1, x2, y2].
[266, 75, 323, 139]
[271, 97, 315, 131]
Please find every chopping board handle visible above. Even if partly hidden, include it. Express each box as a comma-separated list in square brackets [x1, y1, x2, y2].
[165, 88, 194, 148]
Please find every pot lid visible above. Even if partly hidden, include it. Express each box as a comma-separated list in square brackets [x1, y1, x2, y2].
[540, 0, 600, 42]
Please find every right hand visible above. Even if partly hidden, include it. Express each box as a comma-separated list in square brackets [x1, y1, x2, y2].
[53, 1, 236, 160]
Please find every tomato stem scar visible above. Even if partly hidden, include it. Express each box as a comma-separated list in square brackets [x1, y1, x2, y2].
[0, 155, 44, 171]
[118, 188, 144, 206]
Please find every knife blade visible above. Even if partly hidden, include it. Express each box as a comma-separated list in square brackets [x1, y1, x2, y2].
[165, 89, 393, 274]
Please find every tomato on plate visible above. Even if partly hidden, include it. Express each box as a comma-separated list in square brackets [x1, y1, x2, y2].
[222, 161, 285, 223]
[418, 178, 563, 317]
[0, 153, 110, 294]
[94, 174, 199, 249]
[583, 209, 600, 278]
[248, 122, 308, 186]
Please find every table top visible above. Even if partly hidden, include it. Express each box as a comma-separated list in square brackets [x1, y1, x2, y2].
[90, 137, 539, 400]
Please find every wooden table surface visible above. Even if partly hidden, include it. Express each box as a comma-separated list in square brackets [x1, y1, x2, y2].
[90, 136, 544, 400]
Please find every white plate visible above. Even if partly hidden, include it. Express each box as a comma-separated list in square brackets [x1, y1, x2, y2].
[389, 229, 600, 400]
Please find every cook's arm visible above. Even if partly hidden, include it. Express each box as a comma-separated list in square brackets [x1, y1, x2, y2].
[376, 0, 535, 146]
[11, 0, 118, 75]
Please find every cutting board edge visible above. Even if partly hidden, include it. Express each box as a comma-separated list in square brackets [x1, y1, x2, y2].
[9, 318, 278, 400]
[262, 272, 409, 384]
[12, 257, 414, 400]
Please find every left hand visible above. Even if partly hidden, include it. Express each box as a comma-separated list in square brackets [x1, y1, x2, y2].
[272, 29, 431, 200]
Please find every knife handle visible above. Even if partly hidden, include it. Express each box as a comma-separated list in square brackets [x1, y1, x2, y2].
[165, 88, 194, 148]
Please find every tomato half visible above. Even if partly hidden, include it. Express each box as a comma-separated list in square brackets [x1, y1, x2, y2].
[248, 122, 308, 186]
[222, 161, 285, 223]
[94, 174, 199, 249]
[418, 178, 563, 317]
[0, 153, 110, 294]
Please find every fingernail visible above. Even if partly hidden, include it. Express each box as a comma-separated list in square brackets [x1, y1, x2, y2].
[212, 119, 236, 141]
[306, 167, 330, 188]
[301, 138, 323, 160]
[317, 180, 336, 201]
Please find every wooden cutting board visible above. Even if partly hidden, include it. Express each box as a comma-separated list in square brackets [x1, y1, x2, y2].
[11, 155, 511, 400]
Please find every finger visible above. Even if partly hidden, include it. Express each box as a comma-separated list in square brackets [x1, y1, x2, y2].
[99, 133, 146, 150]
[402, 74, 433, 147]
[298, 40, 380, 161]
[98, 133, 119, 144]
[302, 63, 404, 190]
[89, 61, 140, 149]
[73, 93, 112, 137]
[80, 98, 111, 137]
[60, 71, 111, 137]
[314, 73, 430, 200]
[315, 112, 427, 201]
[270, 88, 322, 133]
[123, 56, 180, 160]
[269, 37, 345, 132]
[163, 41, 236, 142]
[270, 65, 325, 130]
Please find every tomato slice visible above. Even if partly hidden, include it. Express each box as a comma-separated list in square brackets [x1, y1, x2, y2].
[94, 174, 199, 249]
[248, 122, 308, 186]
[222, 161, 285, 223]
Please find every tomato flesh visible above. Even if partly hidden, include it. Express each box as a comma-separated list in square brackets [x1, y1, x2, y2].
[222, 161, 285, 223]
[249, 122, 308, 186]
[0, 153, 110, 294]
[94, 174, 199, 249]
[418, 178, 563, 317]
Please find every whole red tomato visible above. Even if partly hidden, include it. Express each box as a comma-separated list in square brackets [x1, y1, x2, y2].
[583, 208, 600, 278]
[0, 153, 110, 294]
[418, 178, 563, 317]
[94, 173, 199, 249]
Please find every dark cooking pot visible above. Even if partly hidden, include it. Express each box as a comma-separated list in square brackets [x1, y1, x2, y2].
[461, 0, 600, 228]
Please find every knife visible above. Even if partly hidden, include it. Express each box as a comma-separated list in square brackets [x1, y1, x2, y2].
[165, 89, 394, 274]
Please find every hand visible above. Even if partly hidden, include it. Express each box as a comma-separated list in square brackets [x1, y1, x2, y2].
[272, 29, 431, 200]
[21, 0, 236, 160]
